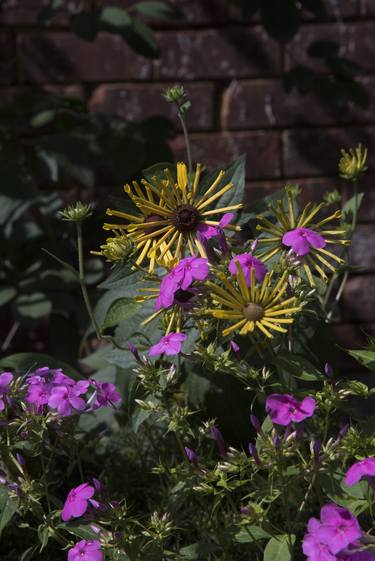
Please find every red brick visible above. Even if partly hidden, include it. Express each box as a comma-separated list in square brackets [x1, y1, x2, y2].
[223, 77, 375, 130]
[0, 32, 16, 84]
[350, 225, 375, 272]
[286, 22, 375, 74]
[154, 28, 282, 80]
[359, 0, 375, 17]
[282, 127, 375, 178]
[17, 32, 152, 83]
[343, 275, 375, 322]
[170, 132, 281, 180]
[89, 82, 215, 131]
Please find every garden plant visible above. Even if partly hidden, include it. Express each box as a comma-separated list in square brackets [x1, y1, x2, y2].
[0, 87, 374, 561]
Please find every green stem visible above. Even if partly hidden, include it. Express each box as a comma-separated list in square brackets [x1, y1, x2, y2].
[40, 451, 51, 514]
[76, 221, 102, 339]
[175, 102, 193, 175]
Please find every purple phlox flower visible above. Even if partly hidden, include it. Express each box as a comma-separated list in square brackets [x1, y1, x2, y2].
[184, 446, 198, 467]
[197, 212, 234, 241]
[266, 393, 316, 426]
[283, 227, 326, 256]
[336, 424, 350, 444]
[211, 425, 226, 458]
[228, 253, 267, 286]
[48, 381, 89, 417]
[173, 256, 209, 290]
[240, 506, 252, 515]
[67, 540, 103, 561]
[155, 257, 208, 311]
[250, 414, 262, 435]
[248, 442, 260, 465]
[26, 380, 53, 412]
[230, 340, 240, 354]
[52, 371, 76, 387]
[303, 517, 338, 561]
[90, 381, 121, 410]
[316, 504, 362, 555]
[0, 372, 13, 411]
[149, 332, 187, 357]
[61, 483, 95, 522]
[345, 458, 375, 487]
[340, 550, 375, 561]
[128, 342, 143, 364]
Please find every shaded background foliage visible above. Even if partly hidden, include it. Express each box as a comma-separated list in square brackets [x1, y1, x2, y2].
[1, 0, 375, 369]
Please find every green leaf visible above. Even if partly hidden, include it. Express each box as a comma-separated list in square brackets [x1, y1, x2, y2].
[37, 0, 64, 24]
[102, 298, 138, 330]
[14, 292, 52, 321]
[134, 1, 184, 20]
[61, 522, 100, 540]
[125, 18, 160, 59]
[235, 525, 271, 543]
[342, 192, 364, 224]
[263, 535, 295, 561]
[261, 0, 300, 43]
[142, 161, 175, 184]
[346, 348, 375, 371]
[274, 352, 324, 381]
[0, 286, 17, 306]
[19, 545, 38, 561]
[0, 353, 80, 378]
[0, 487, 19, 536]
[30, 109, 57, 128]
[99, 7, 131, 31]
[308, 40, 339, 59]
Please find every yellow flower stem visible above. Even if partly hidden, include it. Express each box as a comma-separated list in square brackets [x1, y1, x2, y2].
[175, 101, 193, 176]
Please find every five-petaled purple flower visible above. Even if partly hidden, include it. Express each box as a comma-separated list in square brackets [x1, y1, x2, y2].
[149, 332, 187, 357]
[266, 393, 316, 426]
[316, 504, 362, 554]
[61, 483, 95, 522]
[303, 517, 338, 561]
[228, 253, 267, 286]
[0, 372, 13, 411]
[67, 540, 103, 561]
[48, 381, 89, 417]
[90, 381, 122, 410]
[197, 213, 233, 257]
[345, 458, 375, 486]
[282, 227, 326, 256]
[155, 256, 209, 311]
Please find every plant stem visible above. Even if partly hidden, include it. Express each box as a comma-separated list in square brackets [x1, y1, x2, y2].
[76, 221, 102, 340]
[175, 102, 193, 175]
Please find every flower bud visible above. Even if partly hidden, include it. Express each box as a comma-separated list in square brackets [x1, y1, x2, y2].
[184, 446, 198, 468]
[163, 84, 186, 103]
[339, 144, 368, 181]
[211, 425, 226, 458]
[250, 414, 262, 435]
[248, 443, 260, 465]
[59, 201, 93, 222]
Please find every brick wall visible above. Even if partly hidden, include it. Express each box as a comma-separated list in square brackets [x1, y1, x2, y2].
[1, 0, 375, 351]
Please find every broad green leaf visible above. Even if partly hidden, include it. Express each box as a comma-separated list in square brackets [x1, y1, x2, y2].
[134, 1, 183, 20]
[142, 161, 175, 183]
[346, 348, 375, 372]
[14, 292, 52, 321]
[126, 17, 160, 58]
[19, 545, 38, 561]
[102, 298, 138, 330]
[0, 487, 19, 536]
[263, 535, 295, 561]
[235, 525, 271, 543]
[100, 7, 131, 30]
[342, 192, 364, 224]
[0, 353, 80, 378]
[30, 109, 56, 128]
[274, 352, 323, 381]
[61, 522, 100, 540]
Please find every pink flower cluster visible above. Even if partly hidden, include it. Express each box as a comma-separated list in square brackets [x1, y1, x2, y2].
[266, 393, 316, 426]
[228, 252, 267, 286]
[24, 367, 121, 417]
[303, 504, 374, 561]
[0, 372, 13, 411]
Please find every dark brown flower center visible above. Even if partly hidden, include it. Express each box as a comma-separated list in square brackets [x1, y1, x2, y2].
[144, 214, 164, 234]
[242, 303, 264, 321]
[172, 204, 201, 232]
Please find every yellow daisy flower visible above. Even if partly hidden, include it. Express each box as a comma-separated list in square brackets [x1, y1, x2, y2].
[256, 188, 350, 286]
[102, 162, 242, 272]
[206, 263, 301, 338]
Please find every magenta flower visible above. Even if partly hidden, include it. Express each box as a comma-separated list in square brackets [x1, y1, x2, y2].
[266, 393, 316, 426]
[61, 483, 95, 522]
[341, 551, 375, 561]
[67, 540, 103, 561]
[26, 381, 53, 412]
[316, 504, 362, 554]
[0, 372, 13, 411]
[345, 458, 375, 486]
[149, 332, 187, 357]
[303, 517, 338, 561]
[282, 227, 326, 256]
[155, 268, 184, 310]
[184, 446, 198, 467]
[197, 212, 234, 240]
[48, 381, 89, 417]
[90, 381, 121, 409]
[228, 253, 267, 286]
[230, 340, 240, 354]
[173, 256, 209, 290]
